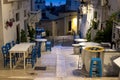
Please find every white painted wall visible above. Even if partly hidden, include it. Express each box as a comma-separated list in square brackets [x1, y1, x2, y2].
[0, 0, 4, 48]
[108, 0, 120, 16]
[0, 0, 30, 44]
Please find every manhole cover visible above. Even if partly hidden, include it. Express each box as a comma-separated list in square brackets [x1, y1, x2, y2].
[34, 66, 46, 70]
[29, 72, 37, 75]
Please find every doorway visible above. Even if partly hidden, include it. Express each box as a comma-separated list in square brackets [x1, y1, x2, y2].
[16, 24, 20, 43]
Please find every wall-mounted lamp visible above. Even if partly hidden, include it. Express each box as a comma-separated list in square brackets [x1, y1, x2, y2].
[80, 0, 86, 5]
[82, 5, 87, 14]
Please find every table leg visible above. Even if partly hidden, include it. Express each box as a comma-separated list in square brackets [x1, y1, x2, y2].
[10, 52, 12, 69]
[78, 54, 83, 69]
[78, 46, 83, 69]
[38, 42, 41, 58]
[24, 53, 25, 69]
[41, 42, 46, 52]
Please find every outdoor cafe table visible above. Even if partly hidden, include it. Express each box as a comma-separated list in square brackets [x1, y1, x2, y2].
[9, 43, 34, 69]
[72, 39, 87, 54]
[84, 46, 104, 72]
[35, 38, 47, 52]
[74, 38, 87, 43]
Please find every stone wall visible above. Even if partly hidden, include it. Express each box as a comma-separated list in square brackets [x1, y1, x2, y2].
[103, 50, 120, 76]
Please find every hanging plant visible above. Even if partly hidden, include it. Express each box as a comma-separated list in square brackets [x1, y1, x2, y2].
[7, 21, 13, 27]
[5, 19, 14, 28]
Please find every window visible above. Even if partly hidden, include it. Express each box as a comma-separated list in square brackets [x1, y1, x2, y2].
[37, 5, 40, 9]
[16, 24, 20, 43]
[16, 13, 20, 21]
[24, 10, 27, 17]
[68, 21, 71, 31]
[42, 12, 46, 16]
[94, 11, 97, 18]
[24, 20, 27, 34]
[17, 2, 22, 9]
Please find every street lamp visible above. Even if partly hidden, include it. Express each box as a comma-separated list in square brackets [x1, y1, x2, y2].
[77, 0, 87, 35]
[80, 0, 87, 14]
[82, 5, 87, 14]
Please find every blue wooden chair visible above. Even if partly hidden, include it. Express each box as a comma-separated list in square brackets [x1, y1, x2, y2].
[36, 35, 41, 39]
[11, 41, 20, 61]
[34, 45, 41, 58]
[6, 42, 11, 51]
[1, 45, 16, 68]
[11, 41, 15, 46]
[46, 41, 52, 51]
[25, 47, 37, 68]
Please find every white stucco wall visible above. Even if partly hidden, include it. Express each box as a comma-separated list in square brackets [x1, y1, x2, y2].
[108, 0, 120, 16]
[1, 0, 30, 44]
[0, 0, 4, 49]
[2, 1, 15, 44]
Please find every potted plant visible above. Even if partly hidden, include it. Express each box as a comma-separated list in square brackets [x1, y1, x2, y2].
[20, 29, 27, 42]
[27, 25, 35, 42]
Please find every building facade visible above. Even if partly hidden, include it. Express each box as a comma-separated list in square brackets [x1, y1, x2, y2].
[78, 0, 120, 50]
[66, 0, 80, 11]
[79, 0, 120, 39]
[31, 0, 45, 11]
[0, 0, 31, 51]
[39, 11, 77, 36]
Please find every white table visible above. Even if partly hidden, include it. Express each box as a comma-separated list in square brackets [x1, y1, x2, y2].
[35, 39, 47, 52]
[72, 44, 80, 54]
[35, 39, 47, 42]
[72, 39, 87, 75]
[79, 42, 100, 48]
[9, 43, 34, 69]
[74, 39, 87, 42]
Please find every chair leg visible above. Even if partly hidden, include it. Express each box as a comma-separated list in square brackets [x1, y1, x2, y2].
[31, 60, 35, 68]
[4, 59, 6, 68]
[89, 60, 93, 77]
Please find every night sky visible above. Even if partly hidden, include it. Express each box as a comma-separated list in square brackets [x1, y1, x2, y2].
[45, 0, 66, 6]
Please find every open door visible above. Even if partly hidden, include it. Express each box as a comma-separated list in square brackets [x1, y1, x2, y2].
[16, 24, 20, 44]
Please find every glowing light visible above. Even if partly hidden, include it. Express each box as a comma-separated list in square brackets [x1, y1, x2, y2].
[72, 18, 77, 33]
[82, 5, 87, 14]
[73, 18, 77, 25]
